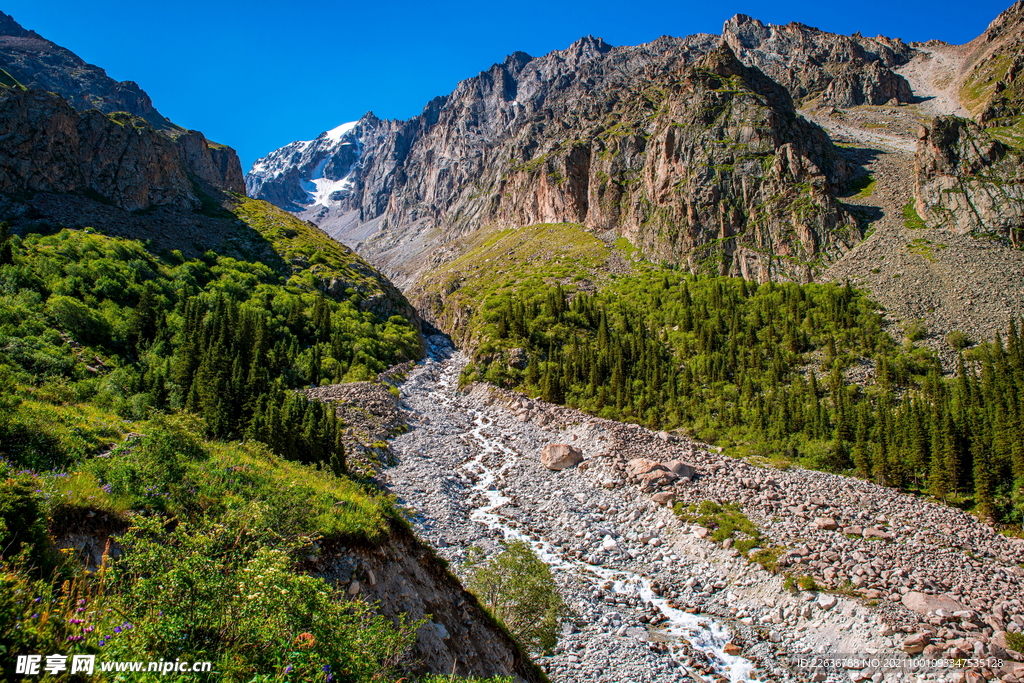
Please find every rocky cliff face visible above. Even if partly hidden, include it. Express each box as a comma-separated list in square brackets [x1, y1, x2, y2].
[321, 528, 542, 682]
[250, 33, 861, 287]
[722, 14, 916, 107]
[956, 0, 1024, 124]
[0, 11, 245, 208]
[0, 86, 243, 212]
[0, 11, 170, 130]
[915, 116, 1024, 239]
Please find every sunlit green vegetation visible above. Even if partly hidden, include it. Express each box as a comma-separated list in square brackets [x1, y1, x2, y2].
[461, 264, 1024, 522]
[0, 207, 436, 681]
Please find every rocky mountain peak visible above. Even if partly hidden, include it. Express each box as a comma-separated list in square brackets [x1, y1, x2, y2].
[0, 11, 41, 39]
[563, 35, 613, 61]
[723, 15, 916, 107]
[0, 10, 244, 214]
[981, 0, 1024, 42]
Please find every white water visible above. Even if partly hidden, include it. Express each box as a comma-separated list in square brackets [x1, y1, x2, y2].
[412, 338, 755, 682]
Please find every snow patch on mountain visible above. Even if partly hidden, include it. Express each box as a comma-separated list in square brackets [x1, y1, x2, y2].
[246, 116, 374, 212]
[325, 121, 358, 144]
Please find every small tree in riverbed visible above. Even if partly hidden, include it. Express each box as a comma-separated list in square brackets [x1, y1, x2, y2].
[466, 540, 565, 654]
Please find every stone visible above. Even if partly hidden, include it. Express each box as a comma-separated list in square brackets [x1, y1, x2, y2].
[507, 347, 528, 369]
[902, 632, 931, 654]
[814, 517, 839, 531]
[638, 470, 677, 487]
[347, 580, 360, 596]
[723, 642, 742, 656]
[651, 491, 674, 506]
[664, 460, 696, 479]
[540, 444, 584, 471]
[626, 458, 667, 478]
[817, 594, 838, 610]
[902, 592, 965, 616]
[862, 527, 893, 541]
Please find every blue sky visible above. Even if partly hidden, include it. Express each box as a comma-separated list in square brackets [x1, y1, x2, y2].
[2, 0, 1012, 169]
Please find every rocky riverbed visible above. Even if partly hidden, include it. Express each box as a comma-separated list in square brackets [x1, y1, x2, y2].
[380, 336, 1024, 683]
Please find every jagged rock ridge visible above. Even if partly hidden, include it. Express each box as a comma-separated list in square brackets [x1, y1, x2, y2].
[249, 31, 863, 287]
[0, 12, 245, 211]
[722, 14, 917, 107]
[0, 11, 170, 129]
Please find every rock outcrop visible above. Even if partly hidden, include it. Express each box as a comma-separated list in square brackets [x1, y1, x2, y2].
[319, 528, 542, 682]
[0, 86, 244, 212]
[914, 116, 1024, 240]
[251, 37, 860, 287]
[0, 11, 170, 129]
[0, 11, 245, 207]
[722, 14, 916, 107]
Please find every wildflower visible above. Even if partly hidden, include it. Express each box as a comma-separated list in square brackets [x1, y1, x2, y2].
[293, 633, 316, 649]
[113, 627, 121, 634]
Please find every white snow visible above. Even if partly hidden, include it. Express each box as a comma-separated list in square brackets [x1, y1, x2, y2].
[323, 120, 358, 144]
[300, 125, 363, 208]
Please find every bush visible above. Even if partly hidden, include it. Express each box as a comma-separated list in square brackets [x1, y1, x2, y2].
[466, 541, 565, 654]
[797, 575, 820, 591]
[946, 330, 972, 350]
[45, 294, 109, 344]
[903, 319, 927, 342]
[0, 473, 50, 565]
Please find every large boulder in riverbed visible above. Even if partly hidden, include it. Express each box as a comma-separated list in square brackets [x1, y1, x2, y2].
[626, 458, 667, 478]
[901, 591, 964, 616]
[664, 460, 696, 479]
[540, 444, 584, 470]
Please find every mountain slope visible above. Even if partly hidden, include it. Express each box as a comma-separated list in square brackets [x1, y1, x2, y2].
[250, 36, 862, 290]
[0, 11, 170, 129]
[0, 12, 245, 206]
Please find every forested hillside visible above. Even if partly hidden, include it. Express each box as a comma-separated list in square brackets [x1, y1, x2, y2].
[0, 199, 458, 681]
[454, 227, 1024, 523]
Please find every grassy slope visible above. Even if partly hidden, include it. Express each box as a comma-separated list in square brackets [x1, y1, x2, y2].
[414, 222, 631, 347]
[0, 200, 527, 681]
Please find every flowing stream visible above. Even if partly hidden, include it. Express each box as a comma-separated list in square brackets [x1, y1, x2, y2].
[403, 338, 755, 682]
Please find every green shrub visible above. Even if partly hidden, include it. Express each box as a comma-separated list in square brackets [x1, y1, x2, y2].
[0, 472, 50, 566]
[946, 330, 972, 350]
[466, 541, 565, 655]
[903, 319, 927, 342]
[797, 575, 820, 591]
[45, 294, 109, 344]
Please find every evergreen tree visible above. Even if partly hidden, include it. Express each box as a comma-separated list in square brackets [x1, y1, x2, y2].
[0, 221, 13, 265]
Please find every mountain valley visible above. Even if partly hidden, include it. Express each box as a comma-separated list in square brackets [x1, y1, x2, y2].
[1, 3, 1024, 683]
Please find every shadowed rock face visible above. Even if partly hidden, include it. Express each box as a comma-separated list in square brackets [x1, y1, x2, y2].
[0, 11, 169, 130]
[250, 37, 861, 287]
[0, 87, 245, 212]
[722, 14, 916, 107]
[915, 116, 1024, 240]
[0, 11, 245, 208]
